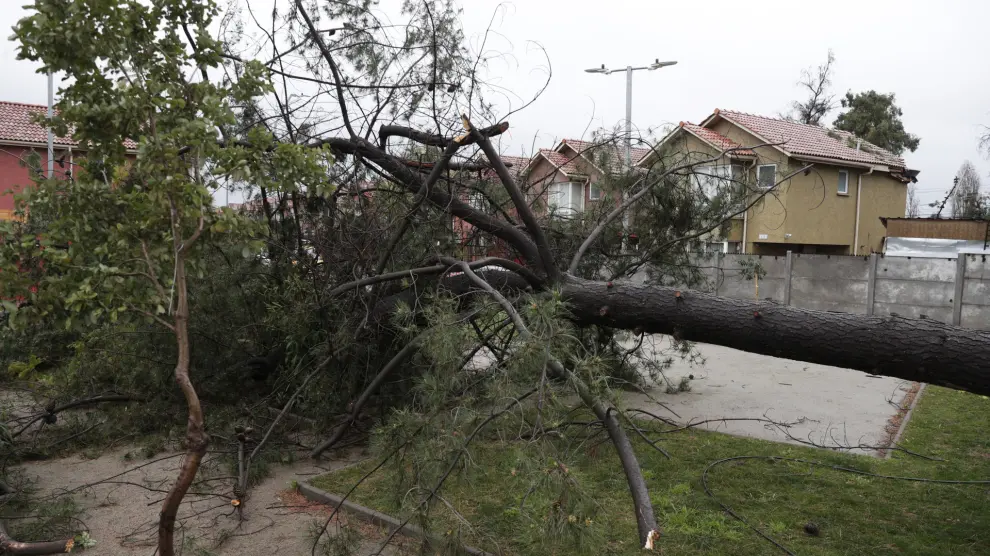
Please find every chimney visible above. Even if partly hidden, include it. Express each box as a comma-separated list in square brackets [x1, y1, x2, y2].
[856, 139, 862, 151]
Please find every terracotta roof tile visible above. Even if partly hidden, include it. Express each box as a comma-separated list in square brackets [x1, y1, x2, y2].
[681, 123, 755, 156]
[538, 149, 584, 176]
[0, 100, 137, 150]
[714, 109, 905, 169]
[483, 155, 530, 179]
[560, 138, 651, 168]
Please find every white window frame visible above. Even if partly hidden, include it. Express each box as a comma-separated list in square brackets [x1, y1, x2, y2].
[837, 170, 849, 195]
[548, 181, 584, 216]
[588, 181, 602, 201]
[756, 164, 777, 189]
[695, 164, 734, 199]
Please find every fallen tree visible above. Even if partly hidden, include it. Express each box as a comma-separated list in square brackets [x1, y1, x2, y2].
[7, 0, 990, 553]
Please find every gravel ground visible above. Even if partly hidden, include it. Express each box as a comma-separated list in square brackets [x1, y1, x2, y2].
[16, 446, 404, 555]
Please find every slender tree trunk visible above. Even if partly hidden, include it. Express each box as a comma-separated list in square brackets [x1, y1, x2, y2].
[158, 255, 209, 556]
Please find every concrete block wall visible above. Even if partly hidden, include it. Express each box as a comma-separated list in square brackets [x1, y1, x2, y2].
[656, 251, 990, 330]
[962, 254, 990, 330]
[790, 254, 870, 314]
[873, 257, 956, 323]
[716, 254, 787, 302]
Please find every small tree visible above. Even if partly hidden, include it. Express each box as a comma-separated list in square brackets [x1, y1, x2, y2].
[788, 49, 837, 126]
[833, 90, 920, 155]
[951, 160, 984, 218]
[4, 1, 329, 554]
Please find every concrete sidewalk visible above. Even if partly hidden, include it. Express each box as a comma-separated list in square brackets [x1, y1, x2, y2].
[622, 335, 914, 456]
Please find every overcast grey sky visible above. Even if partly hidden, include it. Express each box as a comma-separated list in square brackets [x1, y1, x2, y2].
[457, 0, 990, 214]
[2, 0, 988, 213]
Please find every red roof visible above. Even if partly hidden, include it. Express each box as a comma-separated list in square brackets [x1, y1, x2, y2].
[482, 155, 531, 180]
[536, 149, 585, 176]
[680, 122, 755, 156]
[712, 109, 906, 169]
[559, 138, 651, 168]
[0, 100, 137, 150]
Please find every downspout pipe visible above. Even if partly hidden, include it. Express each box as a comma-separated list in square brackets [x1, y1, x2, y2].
[853, 167, 874, 255]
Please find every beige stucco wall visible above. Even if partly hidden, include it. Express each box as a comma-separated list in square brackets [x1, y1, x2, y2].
[707, 118, 907, 254]
[856, 171, 907, 253]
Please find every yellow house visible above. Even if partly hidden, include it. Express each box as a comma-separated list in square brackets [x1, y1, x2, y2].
[640, 109, 918, 255]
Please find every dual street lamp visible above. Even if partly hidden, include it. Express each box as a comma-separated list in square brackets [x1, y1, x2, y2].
[585, 59, 677, 245]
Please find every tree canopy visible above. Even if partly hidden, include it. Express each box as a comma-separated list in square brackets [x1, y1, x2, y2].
[833, 90, 920, 155]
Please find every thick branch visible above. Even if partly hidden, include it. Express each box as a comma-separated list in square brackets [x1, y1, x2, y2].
[12, 394, 144, 439]
[378, 121, 508, 150]
[0, 523, 73, 556]
[328, 257, 542, 300]
[466, 116, 559, 283]
[294, 0, 356, 138]
[373, 138, 463, 275]
[314, 135, 543, 266]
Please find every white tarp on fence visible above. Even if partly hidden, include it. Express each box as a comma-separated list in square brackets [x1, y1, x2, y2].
[884, 236, 990, 258]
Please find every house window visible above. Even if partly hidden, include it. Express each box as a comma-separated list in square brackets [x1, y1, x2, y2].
[837, 170, 849, 195]
[588, 182, 602, 201]
[757, 164, 777, 188]
[467, 190, 486, 212]
[695, 165, 734, 198]
[548, 182, 584, 216]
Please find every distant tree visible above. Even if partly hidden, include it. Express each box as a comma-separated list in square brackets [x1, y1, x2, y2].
[906, 184, 921, 217]
[833, 91, 920, 155]
[788, 49, 836, 126]
[951, 161, 983, 218]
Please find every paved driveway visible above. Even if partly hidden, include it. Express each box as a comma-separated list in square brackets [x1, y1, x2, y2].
[622, 335, 914, 456]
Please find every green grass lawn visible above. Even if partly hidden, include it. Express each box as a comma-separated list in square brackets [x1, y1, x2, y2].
[311, 386, 990, 555]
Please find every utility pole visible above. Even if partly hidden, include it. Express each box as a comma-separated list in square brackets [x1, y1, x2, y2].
[585, 59, 677, 248]
[47, 72, 54, 179]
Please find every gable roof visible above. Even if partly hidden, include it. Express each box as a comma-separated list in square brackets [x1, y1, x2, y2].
[0, 100, 138, 150]
[704, 109, 906, 169]
[482, 155, 530, 180]
[680, 123, 755, 157]
[528, 148, 586, 178]
[558, 138, 651, 169]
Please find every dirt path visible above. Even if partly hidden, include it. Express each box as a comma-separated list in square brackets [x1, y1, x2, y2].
[17, 446, 401, 555]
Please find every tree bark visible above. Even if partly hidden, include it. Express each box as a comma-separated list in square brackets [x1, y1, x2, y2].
[158, 254, 209, 556]
[560, 276, 990, 396]
[0, 523, 73, 555]
[373, 271, 990, 396]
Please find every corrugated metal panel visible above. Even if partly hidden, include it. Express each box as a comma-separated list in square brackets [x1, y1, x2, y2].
[884, 237, 990, 258]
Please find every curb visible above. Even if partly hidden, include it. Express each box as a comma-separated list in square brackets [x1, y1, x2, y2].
[298, 482, 494, 556]
[884, 382, 926, 460]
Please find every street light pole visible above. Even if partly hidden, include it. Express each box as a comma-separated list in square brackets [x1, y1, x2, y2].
[585, 59, 677, 247]
[625, 66, 633, 171]
[47, 72, 54, 179]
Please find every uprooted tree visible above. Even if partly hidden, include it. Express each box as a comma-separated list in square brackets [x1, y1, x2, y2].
[2, 0, 990, 554]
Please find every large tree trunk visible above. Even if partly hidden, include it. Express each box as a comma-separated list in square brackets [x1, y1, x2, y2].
[561, 276, 990, 396]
